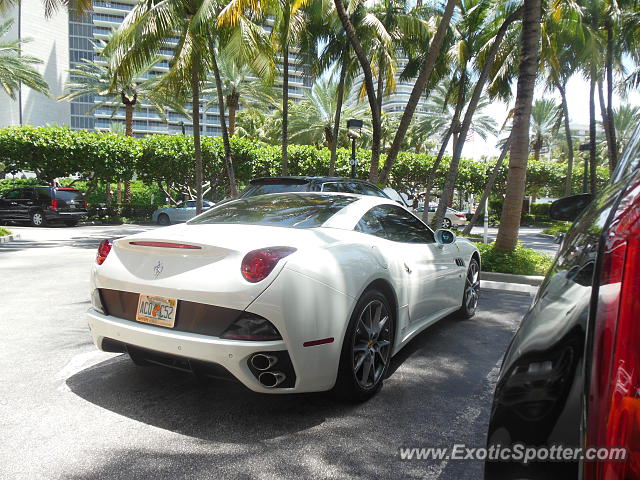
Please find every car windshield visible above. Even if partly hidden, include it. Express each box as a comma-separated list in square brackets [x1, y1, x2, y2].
[242, 182, 310, 197]
[189, 193, 357, 228]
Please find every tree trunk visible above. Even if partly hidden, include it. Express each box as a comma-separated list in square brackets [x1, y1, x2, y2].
[606, 20, 617, 171]
[123, 96, 135, 204]
[597, 78, 614, 174]
[211, 44, 238, 197]
[463, 135, 512, 234]
[558, 84, 574, 196]
[379, 0, 457, 185]
[533, 137, 541, 161]
[421, 127, 452, 224]
[191, 62, 204, 215]
[434, 6, 522, 229]
[281, 41, 290, 175]
[330, 59, 347, 176]
[376, 55, 385, 118]
[495, 0, 541, 253]
[333, 0, 382, 183]
[227, 92, 239, 137]
[589, 71, 597, 195]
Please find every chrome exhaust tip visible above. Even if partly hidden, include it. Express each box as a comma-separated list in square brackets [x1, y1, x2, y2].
[250, 353, 278, 371]
[258, 371, 286, 388]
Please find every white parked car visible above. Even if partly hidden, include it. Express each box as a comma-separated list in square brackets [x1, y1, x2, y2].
[415, 205, 468, 229]
[88, 193, 480, 400]
[151, 200, 214, 225]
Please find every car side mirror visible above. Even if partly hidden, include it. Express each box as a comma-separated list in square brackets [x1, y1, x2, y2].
[549, 194, 593, 221]
[435, 229, 456, 245]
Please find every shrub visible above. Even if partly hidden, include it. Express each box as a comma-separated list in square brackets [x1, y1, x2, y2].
[542, 222, 572, 236]
[0, 227, 11, 236]
[521, 213, 536, 225]
[530, 202, 552, 216]
[475, 242, 553, 276]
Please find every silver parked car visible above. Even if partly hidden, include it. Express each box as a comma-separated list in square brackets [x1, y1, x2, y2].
[414, 205, 467, 229]
[151, 200, 214, 225]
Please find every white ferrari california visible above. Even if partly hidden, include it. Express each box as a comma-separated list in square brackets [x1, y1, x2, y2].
[87, 192, 480, 400]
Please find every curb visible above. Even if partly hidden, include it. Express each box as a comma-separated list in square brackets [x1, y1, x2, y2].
[481, 280, 538, 296]
[0, 233, 20, 243]
[481, 271, 544, 286]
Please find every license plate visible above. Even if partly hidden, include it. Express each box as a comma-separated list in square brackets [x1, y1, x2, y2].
[70, 203, 76, 209]
[135, 294, 177, 328]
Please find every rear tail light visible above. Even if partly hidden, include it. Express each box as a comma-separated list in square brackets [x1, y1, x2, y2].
[456, 213, 466, 218]
[241, 247, 296, 283]
[51, 199, 58, 210]
[586, 180, 640, 478]
[84, 200, 88, 209]
[96, 238, 114, 265]
[221, 313, 282, 340]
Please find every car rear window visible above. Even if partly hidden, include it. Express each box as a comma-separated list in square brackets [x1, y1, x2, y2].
[54, 189, 85, 201]
[189, 193, 358, 228]
[242, 182, 310, 197]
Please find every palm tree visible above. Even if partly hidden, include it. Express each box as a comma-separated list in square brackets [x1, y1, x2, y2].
[433, 1, 521, 229]
[540, 2, 585, 195]
[0, 19, 49, 100]
[288, 76, 369, 149]
[529, 99, 561, 161]
[202, 53, 279, 137]
[379, 0, 458, 185]
[60, 38, 183, 202]
[605, 105, 640, 154]
[311, 3, 368, 175]
[495, 0, 542, 253]
[219, 0, 311, 176]
[105, 0, 251, 212]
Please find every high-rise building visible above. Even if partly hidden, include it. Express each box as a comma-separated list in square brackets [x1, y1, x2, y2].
[0, 5, 71, 128]
[1, 2, 313, 136]
[347, 57, 431, 116]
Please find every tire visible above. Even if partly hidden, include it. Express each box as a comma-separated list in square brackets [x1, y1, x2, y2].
[64, 219, 78, 227]
[157, 213, 170, 226]
[442, 218, 452, 229]
[333, 289, 395, 402]
[30, 211, 46, 227]
[457, 258, 480, 319]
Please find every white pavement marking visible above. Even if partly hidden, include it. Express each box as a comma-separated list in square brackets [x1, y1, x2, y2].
[56, 350, 124, 391]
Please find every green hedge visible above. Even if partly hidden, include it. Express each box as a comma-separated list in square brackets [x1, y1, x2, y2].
[0, 126, 611, 199]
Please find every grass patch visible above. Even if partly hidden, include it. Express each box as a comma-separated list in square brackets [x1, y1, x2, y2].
[542, 222, 571, 236]
[475, 242, 553, 276]
[0, 227, 11, 236]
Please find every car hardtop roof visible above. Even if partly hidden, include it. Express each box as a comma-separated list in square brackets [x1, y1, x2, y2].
[249, 176, 378, 185]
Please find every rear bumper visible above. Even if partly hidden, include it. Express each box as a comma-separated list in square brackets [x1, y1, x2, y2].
[45, 210, 87, 220]
[87, 308, 303, 393]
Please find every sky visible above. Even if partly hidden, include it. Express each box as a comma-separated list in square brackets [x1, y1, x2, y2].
[462, 74, 640, 160]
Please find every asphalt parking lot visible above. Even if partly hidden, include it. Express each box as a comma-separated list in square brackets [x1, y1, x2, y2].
[0, 225, 532, 480]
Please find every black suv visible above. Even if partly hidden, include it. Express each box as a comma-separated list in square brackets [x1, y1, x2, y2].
[240, 176, 391, 199]
[0, 186, 88, 227]
[485, 124, 640, 478]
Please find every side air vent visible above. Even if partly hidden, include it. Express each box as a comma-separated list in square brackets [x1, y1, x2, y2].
[455, 258, 465, 267]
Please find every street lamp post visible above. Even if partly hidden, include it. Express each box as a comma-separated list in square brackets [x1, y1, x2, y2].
[346, 119, 363, 178]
